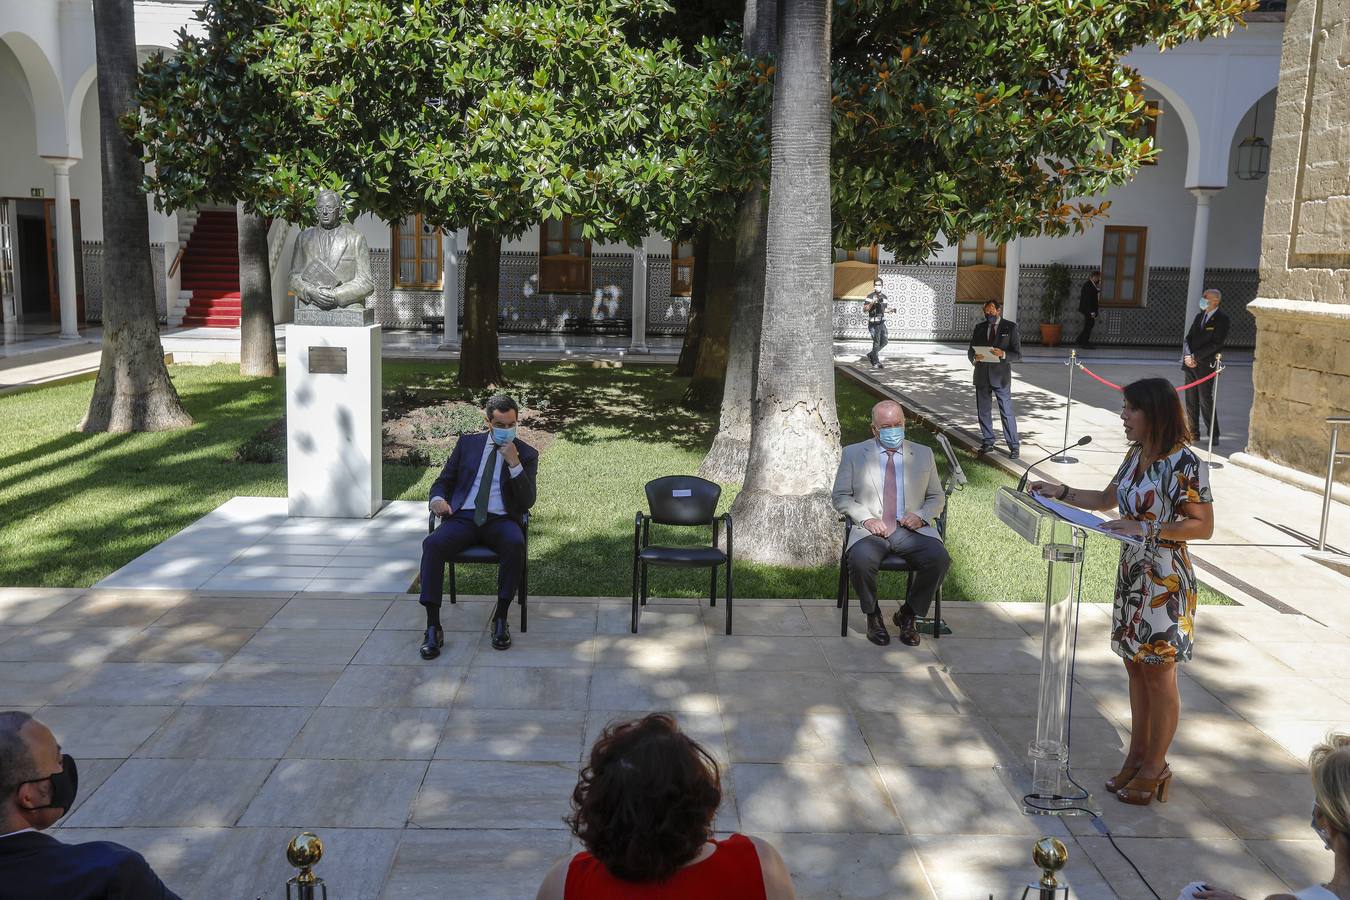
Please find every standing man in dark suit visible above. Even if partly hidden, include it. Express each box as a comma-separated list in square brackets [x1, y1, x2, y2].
[1183, 288, 1230, 445]
[420, 394, 539, 656]
[0, 711, 182, 899]
[862, 276, 889, 370]
[1077, 270, 1102, 348]
[968, 298, 1023, 459]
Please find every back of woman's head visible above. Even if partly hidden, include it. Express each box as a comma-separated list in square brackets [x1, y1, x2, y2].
[1311, 732, 1350, 838]
[565, 714, 722, 883]
[1123, 377, 1192, 456]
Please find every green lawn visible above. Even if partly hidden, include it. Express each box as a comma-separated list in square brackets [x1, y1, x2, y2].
[0, 360, 1230, 604]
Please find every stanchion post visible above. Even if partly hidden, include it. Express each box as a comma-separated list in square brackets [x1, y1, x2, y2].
[1051, 349, 1078, 464]
[1319, 419, 1347, 552]
[1206, 354, 1224, 469]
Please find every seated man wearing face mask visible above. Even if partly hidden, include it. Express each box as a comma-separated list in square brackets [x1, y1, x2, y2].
[0, 711, 182, 899]
[420, 394, 539, 656]
[832, 400, 951, 647]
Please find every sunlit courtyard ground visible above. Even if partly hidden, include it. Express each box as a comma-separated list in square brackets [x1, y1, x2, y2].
[2, 586, 1342, 899]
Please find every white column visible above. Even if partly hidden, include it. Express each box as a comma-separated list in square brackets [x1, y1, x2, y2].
[629, 243, 649, 353]
[45, 157, 80, 339]
[439, 229, 462, 350]
[1002, 235, 1022, 322]
[1185, 188, 1219, 344]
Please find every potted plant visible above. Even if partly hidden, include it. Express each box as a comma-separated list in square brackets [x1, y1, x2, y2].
[1040, 261, 1070, 346]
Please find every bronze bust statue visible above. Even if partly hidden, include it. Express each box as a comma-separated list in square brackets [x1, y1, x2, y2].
[290, 189, 375, 326]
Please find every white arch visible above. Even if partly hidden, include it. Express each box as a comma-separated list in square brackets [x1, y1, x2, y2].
[64, 61, 96, 161]
[0, 30, 71, 158]
[1140, 74, 1201, 178]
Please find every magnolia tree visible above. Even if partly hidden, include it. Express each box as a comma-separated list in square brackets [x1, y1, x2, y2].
[252, 0, 750, 387]
[136, 1, 322, 377]
[709, 0, 1253, 564]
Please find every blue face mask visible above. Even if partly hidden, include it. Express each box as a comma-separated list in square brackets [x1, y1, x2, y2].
[986, 313, 999, 324]
[491, 425, 517, 445]
[878, 426, 905, 449]
[1312, 805, 1333, 850]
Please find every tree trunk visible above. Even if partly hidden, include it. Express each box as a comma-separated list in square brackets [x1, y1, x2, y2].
[237, 203, 277, 377]
[729, 0, 839, 566]
[698, 0, 776, 482]
[80, 0, 192, 432]
[458, 223, 505, 389]
[673, 230, 711, 377]
[699, 187, 767, 483]
[680, 232, 736, 410]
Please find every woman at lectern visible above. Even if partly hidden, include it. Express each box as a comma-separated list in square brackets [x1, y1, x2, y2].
[1029, 377, 1214, 808]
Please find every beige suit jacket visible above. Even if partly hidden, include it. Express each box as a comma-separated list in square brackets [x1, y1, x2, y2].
[831, 439, 945, 551]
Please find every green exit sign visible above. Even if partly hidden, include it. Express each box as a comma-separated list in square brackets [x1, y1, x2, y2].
[29, 188, 43, 198]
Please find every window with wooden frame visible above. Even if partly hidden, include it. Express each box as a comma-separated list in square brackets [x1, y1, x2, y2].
[832, 244, 879, 299]
[1101, 226, 1148, 307]
[955, 233, 1005, 303]
[392, 215, 443, 289]
[539, 216, 591, 294]
[671, 241, 695, 297]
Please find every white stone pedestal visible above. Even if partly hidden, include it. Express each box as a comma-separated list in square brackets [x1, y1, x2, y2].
[286, 323, 383, 518]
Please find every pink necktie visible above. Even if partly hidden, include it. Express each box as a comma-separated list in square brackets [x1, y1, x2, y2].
[882, 449, 898, 531]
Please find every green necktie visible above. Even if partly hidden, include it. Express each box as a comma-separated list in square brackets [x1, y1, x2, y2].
[472, 445, 497, 526]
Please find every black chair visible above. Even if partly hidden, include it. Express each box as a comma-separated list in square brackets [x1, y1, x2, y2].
[427, 512, 530, 631]
[632, 475, 732, 634]
[836, 433, 966, 639]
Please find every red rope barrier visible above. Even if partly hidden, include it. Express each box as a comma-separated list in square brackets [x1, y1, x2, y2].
[1075, 362, 1222, 393]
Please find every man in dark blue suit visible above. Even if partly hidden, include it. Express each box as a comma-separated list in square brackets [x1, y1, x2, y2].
[420, 394, 539, 656]
[0, 711, 181, 899]
[967, 298, 1023, 459]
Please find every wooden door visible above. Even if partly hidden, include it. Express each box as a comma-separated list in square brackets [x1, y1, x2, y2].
[42, 198, 85, 322]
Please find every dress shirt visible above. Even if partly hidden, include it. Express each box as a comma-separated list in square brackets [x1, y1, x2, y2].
[875, 440, 906, 521]
[461, 439, 525, 516]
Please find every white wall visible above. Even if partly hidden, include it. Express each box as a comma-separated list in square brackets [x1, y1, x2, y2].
[0, 44, 59, 201]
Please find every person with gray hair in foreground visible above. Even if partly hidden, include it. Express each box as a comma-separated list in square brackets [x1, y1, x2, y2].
[0, 711, 182, 899]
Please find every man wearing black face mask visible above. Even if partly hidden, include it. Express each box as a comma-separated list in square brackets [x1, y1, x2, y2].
[0, 712, 181, 899]
[967, 298, 1022, 459]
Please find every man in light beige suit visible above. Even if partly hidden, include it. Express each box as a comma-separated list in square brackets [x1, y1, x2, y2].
[832, 400, 950, 647]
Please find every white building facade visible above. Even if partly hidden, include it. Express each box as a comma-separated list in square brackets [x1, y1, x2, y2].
[0, 0, 1284, 347]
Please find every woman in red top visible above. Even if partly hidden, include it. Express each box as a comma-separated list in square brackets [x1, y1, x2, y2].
[535, 714, 796, 900]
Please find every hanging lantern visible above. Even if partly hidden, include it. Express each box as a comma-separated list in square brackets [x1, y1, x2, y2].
[1235, 99, 1270, 181]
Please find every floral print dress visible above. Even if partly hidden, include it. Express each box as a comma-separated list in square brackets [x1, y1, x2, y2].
[1111, 444, 1213, 664]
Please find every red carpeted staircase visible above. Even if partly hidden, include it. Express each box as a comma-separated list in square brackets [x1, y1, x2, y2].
[180, 210, 241, 327]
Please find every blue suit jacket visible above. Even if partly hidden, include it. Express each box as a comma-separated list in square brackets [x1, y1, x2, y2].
[967, 318, 1023, 390]
[429, 432, 539, 521]
[0, 831, 182, 899]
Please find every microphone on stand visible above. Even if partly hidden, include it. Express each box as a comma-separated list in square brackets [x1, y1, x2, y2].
[1016, 436, 1092, 492]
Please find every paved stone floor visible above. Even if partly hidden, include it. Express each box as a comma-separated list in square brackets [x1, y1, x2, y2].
[2, 586, 1342, 899]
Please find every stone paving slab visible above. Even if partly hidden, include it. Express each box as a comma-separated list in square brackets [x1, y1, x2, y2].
[0, 587, 1336, 898]
[96, 497, 427, 592]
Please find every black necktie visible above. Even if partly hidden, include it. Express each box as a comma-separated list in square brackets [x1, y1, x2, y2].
[472, 446, 497, 526]
[988, 322, 996, 344]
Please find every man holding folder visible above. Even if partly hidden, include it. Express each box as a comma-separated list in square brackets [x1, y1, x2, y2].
[967, 298, 1022, 459]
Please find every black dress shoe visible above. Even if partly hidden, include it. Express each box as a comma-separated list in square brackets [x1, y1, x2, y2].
[491, 617, 512, 651]
[977, 444, 994, 456]
[891, 607, 921, 646]
[865, 612, 891, 646]
[1008, 447, 1020, 460]
[419, 625, 444, 660]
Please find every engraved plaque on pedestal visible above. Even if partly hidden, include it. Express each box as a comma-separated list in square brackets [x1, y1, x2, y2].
[308, 346, 348, 374]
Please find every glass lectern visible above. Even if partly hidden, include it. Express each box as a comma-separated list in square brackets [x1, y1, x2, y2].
[995, 487, 1129, 816]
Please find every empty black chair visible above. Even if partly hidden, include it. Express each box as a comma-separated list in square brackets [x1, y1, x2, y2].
[632, 475, 732, 634]
[428, 511, 530, 631]
[836, 432, 966, 639]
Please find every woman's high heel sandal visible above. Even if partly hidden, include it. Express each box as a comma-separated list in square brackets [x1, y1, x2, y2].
[1105, 765, 1140, 793]
[1116, 766, 1172, 806]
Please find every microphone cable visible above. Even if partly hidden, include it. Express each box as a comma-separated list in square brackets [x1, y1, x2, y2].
[1017, 540, 1163, 900]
